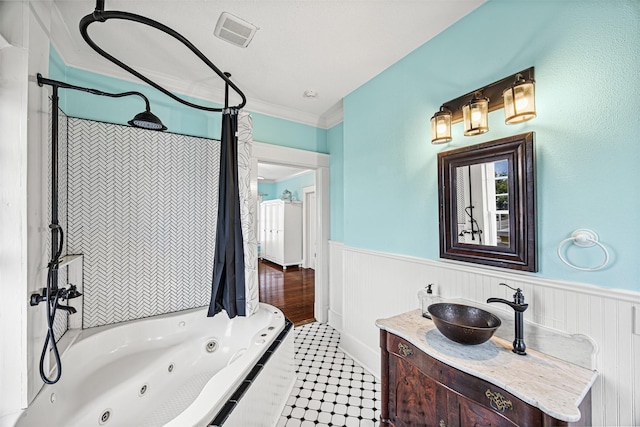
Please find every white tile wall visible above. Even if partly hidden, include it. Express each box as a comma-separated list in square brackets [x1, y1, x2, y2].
[66, 118, 219, 327]
[332, 244, 640, 427]
[65, 115, 258, 328]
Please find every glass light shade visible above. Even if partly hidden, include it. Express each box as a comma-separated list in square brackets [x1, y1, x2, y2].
[463, 96, 489, 136]
[430, 108, 452, 144]
[503, 78, 536, 124]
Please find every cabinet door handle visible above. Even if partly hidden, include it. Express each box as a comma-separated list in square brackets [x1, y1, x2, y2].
[398, 342, 413, 357]
[439, 420, 446, 427]
[485, 389, 513, 413]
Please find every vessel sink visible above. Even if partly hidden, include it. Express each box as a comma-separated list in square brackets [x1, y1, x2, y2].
[428, 303, 502, 345]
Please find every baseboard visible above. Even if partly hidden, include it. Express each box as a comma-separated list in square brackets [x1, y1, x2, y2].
[328, 310, 342, 332]
[339, 330, 381, 380]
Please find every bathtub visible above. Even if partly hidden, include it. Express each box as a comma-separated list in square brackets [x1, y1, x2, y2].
[16, 303, 294, 427]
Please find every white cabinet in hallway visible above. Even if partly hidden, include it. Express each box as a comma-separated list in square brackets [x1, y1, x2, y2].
[260, 200, 303, 269]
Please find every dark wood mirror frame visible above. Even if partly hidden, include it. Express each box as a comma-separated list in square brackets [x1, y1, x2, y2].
[438, 132, 536, 271]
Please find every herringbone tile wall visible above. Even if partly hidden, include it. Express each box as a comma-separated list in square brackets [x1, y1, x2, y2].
[66, 118, 221, 328]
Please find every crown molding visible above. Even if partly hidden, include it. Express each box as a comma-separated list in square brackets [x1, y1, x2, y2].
[322, 100, 344, 129]
[245, 97, 330, 129]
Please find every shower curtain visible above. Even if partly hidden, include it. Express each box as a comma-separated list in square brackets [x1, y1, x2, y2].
[208, 109, 246, 317]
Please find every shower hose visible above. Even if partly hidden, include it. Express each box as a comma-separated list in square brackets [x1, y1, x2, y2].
[39, 223, 64, 384]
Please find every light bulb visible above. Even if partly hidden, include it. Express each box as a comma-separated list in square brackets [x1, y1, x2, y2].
[503, 75, 536, 124]
[463, 96, 488, 136]
[515, 94, 529, 110]
[431, 107, 452, 144]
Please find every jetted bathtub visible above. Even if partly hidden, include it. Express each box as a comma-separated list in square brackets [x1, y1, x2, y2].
[16, 303, 294, 427]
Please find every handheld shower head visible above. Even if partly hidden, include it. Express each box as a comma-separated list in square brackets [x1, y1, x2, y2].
[128, 110, 167, 131]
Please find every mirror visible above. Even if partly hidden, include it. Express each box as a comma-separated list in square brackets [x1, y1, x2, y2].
[455, 159, 509, 247]
[438, 132, 536, 271]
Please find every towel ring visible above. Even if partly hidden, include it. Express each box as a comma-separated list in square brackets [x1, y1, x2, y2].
[557, 229, 609, 271]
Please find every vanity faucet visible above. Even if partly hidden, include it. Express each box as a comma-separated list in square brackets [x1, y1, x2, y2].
[487, 283, 528, 355]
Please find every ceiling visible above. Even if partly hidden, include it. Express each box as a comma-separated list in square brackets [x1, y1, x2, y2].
[51, 0, 485, 128]
[258, 163, 312, 183]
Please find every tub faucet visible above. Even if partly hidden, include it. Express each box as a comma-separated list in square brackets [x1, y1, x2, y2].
[487, 283, 528, 355]
[54, 303, 77, 314]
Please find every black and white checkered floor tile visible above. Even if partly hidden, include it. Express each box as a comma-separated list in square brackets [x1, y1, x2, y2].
[278, 322, 381, 427]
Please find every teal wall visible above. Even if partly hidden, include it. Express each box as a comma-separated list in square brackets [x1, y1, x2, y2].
[258, 182, 277, 201]
[50, 49, 222, 139]
[328, 122, 344, 241]
[343, 0, 640, 291]
[49, 47, 328, 149]
[252, 114, 327, 153]
[259, 171, 315, 202]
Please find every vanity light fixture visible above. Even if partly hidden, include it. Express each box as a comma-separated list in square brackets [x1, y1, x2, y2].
[462, 92, 489, 136]
[503, 73, 536, 124]
[430, 67, 535, 144]
[430, 106, 452, 144]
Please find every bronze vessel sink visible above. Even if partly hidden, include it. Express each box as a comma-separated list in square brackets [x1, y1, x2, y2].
[428, 303, 502, 345]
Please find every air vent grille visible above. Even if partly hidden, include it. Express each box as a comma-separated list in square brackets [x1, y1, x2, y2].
[214, 12, 257, 48]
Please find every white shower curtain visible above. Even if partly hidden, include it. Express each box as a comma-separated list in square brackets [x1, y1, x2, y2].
[237, 112, 259, 316]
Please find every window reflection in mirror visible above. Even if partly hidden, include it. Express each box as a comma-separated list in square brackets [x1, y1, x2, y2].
[456, 160, 509, 247]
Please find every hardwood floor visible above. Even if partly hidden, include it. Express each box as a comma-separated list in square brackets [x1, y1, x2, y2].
[258, 259, 315, 326]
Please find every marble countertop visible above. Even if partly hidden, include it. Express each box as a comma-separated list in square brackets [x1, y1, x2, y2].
[376, 309, 598, 423]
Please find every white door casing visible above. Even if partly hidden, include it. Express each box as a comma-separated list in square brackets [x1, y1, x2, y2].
[302, 185, 316, 270]
[252, 142, 330, 323]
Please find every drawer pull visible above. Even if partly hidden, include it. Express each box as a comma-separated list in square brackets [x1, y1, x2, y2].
[398, 342, 413, 357]
[439, 420, 446, 427]
[485, 389, 513, 412]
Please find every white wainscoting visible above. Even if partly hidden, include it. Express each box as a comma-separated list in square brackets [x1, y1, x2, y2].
[328, 241, 344, 331]
[336, 245, 640, 427]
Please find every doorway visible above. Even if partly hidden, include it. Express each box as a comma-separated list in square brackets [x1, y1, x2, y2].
[257, 163, 315, 323]
[251, 142, 330, 323]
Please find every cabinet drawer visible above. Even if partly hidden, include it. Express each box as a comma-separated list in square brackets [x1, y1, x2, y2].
[444, 363, 540, 426]
[385, 333, 541, 426]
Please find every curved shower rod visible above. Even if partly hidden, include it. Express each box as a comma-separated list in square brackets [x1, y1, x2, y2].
[79, 0, 247, 112]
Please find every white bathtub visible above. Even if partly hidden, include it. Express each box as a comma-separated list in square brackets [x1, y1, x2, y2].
[16, 303, 294, 427]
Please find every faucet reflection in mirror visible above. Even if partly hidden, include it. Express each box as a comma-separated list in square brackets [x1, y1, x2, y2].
[430, 67, 536, 144]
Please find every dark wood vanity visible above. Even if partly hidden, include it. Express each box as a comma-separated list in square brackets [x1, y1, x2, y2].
[380, 329, 592, 427]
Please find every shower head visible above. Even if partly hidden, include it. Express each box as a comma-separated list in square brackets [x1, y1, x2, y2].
[37, 73, 168, 131]
[128, 110, 167, 131]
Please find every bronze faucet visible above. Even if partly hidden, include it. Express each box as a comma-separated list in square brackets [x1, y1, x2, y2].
[487, 283, 528, 355]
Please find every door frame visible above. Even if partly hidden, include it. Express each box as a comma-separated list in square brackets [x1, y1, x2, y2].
[251, 142, 330, 323]
[302, 185, 316, 269]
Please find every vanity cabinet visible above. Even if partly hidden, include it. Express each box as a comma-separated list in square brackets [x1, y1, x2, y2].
[380, 330, 592, 427]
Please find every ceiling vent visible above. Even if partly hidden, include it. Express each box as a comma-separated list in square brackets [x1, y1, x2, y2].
[214, 12, 257, 48]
